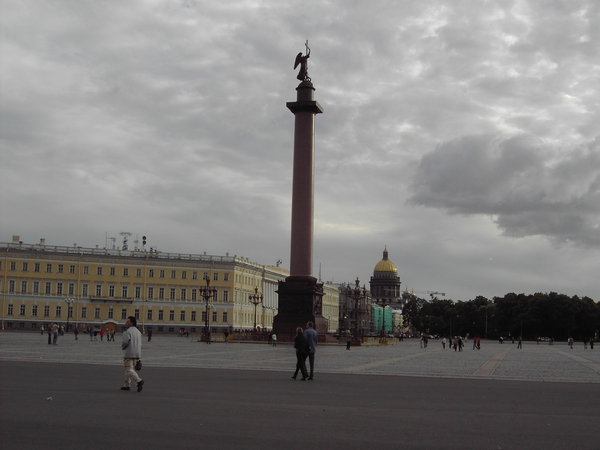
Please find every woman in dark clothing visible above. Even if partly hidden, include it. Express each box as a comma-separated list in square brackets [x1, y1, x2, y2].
[292, 327, 309, 380]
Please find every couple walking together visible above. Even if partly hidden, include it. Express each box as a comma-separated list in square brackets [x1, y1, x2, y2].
[292, 322, 317, 381]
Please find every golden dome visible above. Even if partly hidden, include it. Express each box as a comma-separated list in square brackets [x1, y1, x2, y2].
[374, 248, 397, 273]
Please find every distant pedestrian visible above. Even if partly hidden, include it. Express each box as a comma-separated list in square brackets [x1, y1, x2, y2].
[441, 337, 446, 349]
[47, 324, 53, 344]
[517, 336, 522, 349]
[590, 338, 594, 349]
[121, 316, 144, 392]
[51, 322, 59, 345]
[74, 328, 79, 340]
[292, 327, 308, 380]
[267, 332, 273, 345]
[89, 328, 94, 341]
[100, 329, 105, 341]
[458, 337, 463, 352]
[272, 333, 277, 347]
[568, 337, 574, 349]
[41, 325, 45, 335]
[147, 328, 152, 342]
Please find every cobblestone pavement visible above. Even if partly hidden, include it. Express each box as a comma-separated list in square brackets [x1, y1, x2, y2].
[3, 332, 600, 382]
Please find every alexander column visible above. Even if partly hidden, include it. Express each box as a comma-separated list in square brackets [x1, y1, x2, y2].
[273, 42, 327, 338]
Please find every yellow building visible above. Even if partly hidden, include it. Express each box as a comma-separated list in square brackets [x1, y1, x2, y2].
[0, 237, 298, 335]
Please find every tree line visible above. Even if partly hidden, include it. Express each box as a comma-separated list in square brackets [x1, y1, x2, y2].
[402, 292, 599, 341]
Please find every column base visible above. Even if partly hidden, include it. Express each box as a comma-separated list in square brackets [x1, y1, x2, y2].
[273, 276, 326, 341]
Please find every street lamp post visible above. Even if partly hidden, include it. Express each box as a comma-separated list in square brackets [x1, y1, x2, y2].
[65, 298, 74, 332]
[348, 278, 366, 338]
[249, 287, 263, 332]
[200, 279, 216, 344]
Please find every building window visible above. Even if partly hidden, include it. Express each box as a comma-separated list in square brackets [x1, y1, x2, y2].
[223, 312, 228, 323]
[44, 305, 50, 317]
[223, 290, 229, 302]
[20, 304, 26, 316]
[171, 270, 176, 279]
[148, 269, 154, 278]
[123, 268, 129, 277]
[97, 267, 103, 276]
[147, 309, 153, 321]
[69, 265, 76, 274]
[159, 287, 165, 299]
[95, 307, 101, 319]
[191, 289, 197, 301]
[191, 310, 196, 321]
[180, 310, 186, 321]
[213, 272, 219, 281]
[170, 288, 176, 300]
[22, 262, 28, 272]
[136, 268, 142, 277]
[68, 283, 75, 296]
[169, 310, 174, 321]
[110, 267, 116, 276]
[192, 271, 198, 280]
[45, 282, 52, 295]
[10, 261, 16, 271]
[56, 282, 63, 296]
[58, 264, 64, 274]
[81, 307, 87, 319]
[56, 306, 62, 318]
[148, 287, 154, 299]
[182, 271, 187, 280]
[212, 311, 217, 322]
[21, 280, 27, 294]
[32, 305, 38, 316]
[109, 285, 115, 297]
[181, 288, 187, 301]
[46, 264, 52, 273]
[7, 304, 14, 315]
[9, 280, 15, 293]
[121, 309, 127, 320]
[34, 263, 40, 272]
[134, 309, 140, 320]
[159, 270, 165, 278]
[224, 273, 229, 282]
[135, 286, 141, 299]
[158, 310, 164, 321]
[203, 272, 209, 280]
[82, 284, 89, 297]
[83, 266, 89, 275]
[33, 281, 39, 294]
[108, 308, 114, 319]
[122, 286, 128, 298]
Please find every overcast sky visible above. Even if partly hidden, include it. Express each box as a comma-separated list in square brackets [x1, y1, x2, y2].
[2, 0, 599, 301]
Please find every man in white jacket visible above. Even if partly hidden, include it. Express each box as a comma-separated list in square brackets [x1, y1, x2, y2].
[121, 316, 144, 392]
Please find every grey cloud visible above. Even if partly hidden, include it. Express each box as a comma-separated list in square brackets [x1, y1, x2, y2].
[409, 134, 600, 247]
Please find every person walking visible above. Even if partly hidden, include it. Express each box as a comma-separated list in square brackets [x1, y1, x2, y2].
[304, 322, 317, 380]
[292, 327, 308, 380]
[147, 328, 152, 342]
[272, 332, 277, 347]
[74, 328, 79, 340]
[517, 336, 522, 349]
[441, 337, 446, 349]
[121, 316, 144, 392]
[51, 322, 59, 345]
